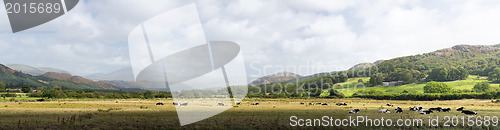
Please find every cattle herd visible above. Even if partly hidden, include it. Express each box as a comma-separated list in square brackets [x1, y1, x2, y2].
[157, 101, 479, 116]
[372, 104, 477, 115]
[164, 102, 257, 106]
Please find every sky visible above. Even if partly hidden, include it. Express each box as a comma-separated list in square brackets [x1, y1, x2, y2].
[1, 0, 500, 82]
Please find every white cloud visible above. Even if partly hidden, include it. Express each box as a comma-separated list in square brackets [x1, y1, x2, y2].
[1, 0, 500, 82]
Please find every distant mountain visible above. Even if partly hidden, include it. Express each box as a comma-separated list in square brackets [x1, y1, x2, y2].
[85, 66, 134, 81]
[41, 72, 117, 89]
[250, 72, 301, 85]
[348, 63, 376, 70]
[6, 64, 70, 76]
[0, 64, 117, 90]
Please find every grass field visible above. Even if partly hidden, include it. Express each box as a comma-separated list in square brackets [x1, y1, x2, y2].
[337, 75, 500, 97]
[0, 98, 499, 129]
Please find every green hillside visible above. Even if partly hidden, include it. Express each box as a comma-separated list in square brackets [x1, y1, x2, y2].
[0, 64, 116, 91]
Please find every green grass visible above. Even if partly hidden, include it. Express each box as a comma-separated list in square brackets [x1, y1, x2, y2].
[337, 75, 499, 97]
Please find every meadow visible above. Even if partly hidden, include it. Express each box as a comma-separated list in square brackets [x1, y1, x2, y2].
[336, 75, 500, 97]
[0, 98, 499, 129]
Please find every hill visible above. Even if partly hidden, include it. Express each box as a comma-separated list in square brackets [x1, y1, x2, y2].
[85, 66, 134, 81]
[41, 72, 117, 89]
[0, 64, 117, 90]
[248, 44, 500, 99]
[6, 64, 70, 76]
[250, 72, 301, 85]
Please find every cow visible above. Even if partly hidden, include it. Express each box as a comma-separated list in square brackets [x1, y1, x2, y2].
[322, 103, 328, 106]
[409, 106, 420, 111]
[441, 108, 451, 112]
[379, 109, 391, 113]
[462, 110, 477, 115]
[395, 107, 403, 113]
[429, 107, 442, 112]
[309, 103, 314, 105]
[457, 107, 464, 111]
[420, 110, 433, 115]
[173, 102, 180, 106]
[180, 103, 188, 106]
[300, 102, 305, 105]
[217, 103, 225, 106]
[316, 103, 322, 105]
[236, 102, 242, 105]
[156, 102, 164, 105]
[252, 103, 260, 105]
[349, 109, 360, 114]
[335, 103, 347, 106]
[386, 104, 394, 107]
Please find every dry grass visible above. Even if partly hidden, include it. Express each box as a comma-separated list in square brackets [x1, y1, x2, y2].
[0, 98, 498, 129]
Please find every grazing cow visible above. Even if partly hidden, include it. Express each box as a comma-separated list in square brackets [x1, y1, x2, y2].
[395, 107, 403, 113]
[441, 108, 451, 112]
[335, 103, 347, 106]
[457, 107, 464, 111]
[156, 102, 164, 105]
[430, 107, 442, 112]
[236, 102, 242, 105]
[180, 103, 188, 106]
[322, 103, 328, 106]
[173, 102, 180, 106]
[349, 109, 360, 114]
[309, 103, 314, 105]
[462, 110, 477, 115]
[409, 106, 420, 111]
[316, 103, 322, 105]
[420, 110, 433, 115]
[217, 103, 225, 106]
[386, 104, 394, 107]
[300, 102, 305, 105]
[379, 109, 391, 113]
[252, 103, 260, 105]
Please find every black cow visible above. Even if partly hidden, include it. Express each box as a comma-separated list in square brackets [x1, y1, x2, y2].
[429, 107, 442, 112]
[420, 110, 433, 114]
[156, 102, 164, 105]
[180, 103, 188, 106]
[252, 103, 260, 105]
[457, 107, 464, 111]
[441, 108, 451, 112]
[322, 103, 328, 106]
[335, 103, 347, 106]
[349, 109, 360, 114]
[386, 104, 394, 107]
[316, 102, 322, 105]
[462, 110, 477, 115]
[395, 107, 403, 113]
[236, 102, 242, 105]
[300, 102, 305, 105]
[217, 103, 225, 106]
[173, 102, 180, 106]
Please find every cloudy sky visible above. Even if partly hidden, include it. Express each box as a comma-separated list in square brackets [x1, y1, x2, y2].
[1, 0, 500, 81]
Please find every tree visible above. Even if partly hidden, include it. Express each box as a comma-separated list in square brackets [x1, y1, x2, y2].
[369, 74, 383, 86]
[428, 68, 448, 81]
[473, 82, 490, 92]
[423, 81, 451, 93]
[488, 68, 500, 83]
[329, 89, 344, 98]
[42, 89, 56, 98]
[144, 90, 153, 99]
[358, 79, 363, 83]
[0, 82, 5, 92]
[21, 85, 32, 93]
